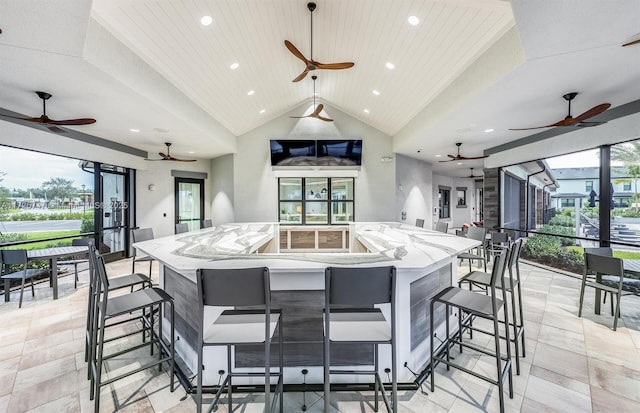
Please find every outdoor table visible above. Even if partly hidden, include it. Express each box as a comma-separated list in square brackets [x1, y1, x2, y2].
[27, 245, 88, 300]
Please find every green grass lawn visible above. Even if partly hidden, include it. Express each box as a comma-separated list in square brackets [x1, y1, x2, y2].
[568, 245, 640, 260]
[2, 230, 81, 250]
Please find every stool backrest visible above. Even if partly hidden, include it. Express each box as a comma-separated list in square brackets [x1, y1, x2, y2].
[585, 253, 624, 278]
[435, 221, 448, 233]
[466, 226, 487, 242]
[415, 219, 425, 228]
[491, 231, 509, 244]
[583, 247, 613, 257]
[325, 266, 395, 306]
[175, 223, 189, 234]
[198, 267, 270, 307]
[489, 249, 508, 289]
[202, 219, 213, 228]
[507, 238, 523, 270]
[132, 228, 155, 243]
[1, 249, 28, 266]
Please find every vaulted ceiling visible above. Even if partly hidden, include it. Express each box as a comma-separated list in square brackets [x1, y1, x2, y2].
[1, 0, 639, 175]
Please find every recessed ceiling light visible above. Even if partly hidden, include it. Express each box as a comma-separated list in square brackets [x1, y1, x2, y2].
[435, 154, 442, 158]
[247, 90, 255, 96]
[200, 15, 213, 26]
[363, 109, 370, 114]
[386, 62, 395, 70]
[408, 16, 420, 25]
[259, 109, 266, 114]
[372, 90, 380, 96]
[129, 128, 140, 132]
[229, 62, 239, 70]
[457, 162, 463, 165]
[188, 151, 195, 154]
[484, 128, 495, 133]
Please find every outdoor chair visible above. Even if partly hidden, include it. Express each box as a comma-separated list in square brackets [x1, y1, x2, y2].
[1, 249, 49, 308]
[131, 228, 156, 278]
[175, 223, 189, 234]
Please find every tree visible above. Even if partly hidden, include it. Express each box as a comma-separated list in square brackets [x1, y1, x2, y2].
[0, 171, 10, 210]
[612, 143, 640, 211]
[42, 177, 75, 203]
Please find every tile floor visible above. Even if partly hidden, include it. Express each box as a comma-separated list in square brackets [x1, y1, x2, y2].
[0, 258, 639, 412]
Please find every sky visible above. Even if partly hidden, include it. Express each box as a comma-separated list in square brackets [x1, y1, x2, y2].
[546, 148, 624, 169]
[0, 146, 94, 190]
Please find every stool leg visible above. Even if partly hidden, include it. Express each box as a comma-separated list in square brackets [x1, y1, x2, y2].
[492, 313, 505, 413]
[445, 304, 450, 370]
[508, 288, 520, 375]
[170, 301, 175, 392]
[324, 325, 330, 413]
[196, 341, 203, 413]
[227, 345, 232, 412]
[430, 300, 436, 392]
[158, 303, 163, 371]
[374, 343, 379, 412]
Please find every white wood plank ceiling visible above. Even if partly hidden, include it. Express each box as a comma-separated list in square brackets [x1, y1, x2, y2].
[91, 0, 514, 136]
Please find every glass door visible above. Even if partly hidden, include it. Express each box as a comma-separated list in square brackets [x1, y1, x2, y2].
[175, 178, 204, 232]
[99, 168, 128, 258]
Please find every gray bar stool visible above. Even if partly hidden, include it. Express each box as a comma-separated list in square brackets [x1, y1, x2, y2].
[131, 228, 156, 278]
[457, 226, 488, 272]
[202, 219, 213, 228]
[57, 238, 93, 288]
[458, 239, 526, 374]
[196, 267, 283, 413]
[430, 250, 513, 413]
[323, 266, 397, 412]
[88, 250, 175, 412]
[435, 221, 448, 233]
[84, 244, 152, 372]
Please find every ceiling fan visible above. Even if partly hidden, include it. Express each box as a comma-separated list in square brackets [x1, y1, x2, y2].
[0, 91, 96, 133]
[144, 142, 196, 162]
[290, 75, 333, 122]
[622, 33, 640, 47]
[459, 168, 483, 178]
[284, 2, 354, 82]
[509, 92, 610, 131]
[439, 143, 489, 163]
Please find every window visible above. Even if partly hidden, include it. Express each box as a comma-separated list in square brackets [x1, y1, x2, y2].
[439, 187, 450, 219]
[585, 180, 593, 192]
[278, 178, 354, 225]
[623, 182, 632, 191]
[456, 187, 467, 208]
[561, 198, 575, 208]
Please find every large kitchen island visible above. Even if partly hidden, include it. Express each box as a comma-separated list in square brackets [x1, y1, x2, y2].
[133, 222, 479, 387]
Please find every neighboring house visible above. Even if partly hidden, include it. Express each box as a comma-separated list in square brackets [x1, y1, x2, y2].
[500, 160, 558, 231]
[550, 167, 638, 209]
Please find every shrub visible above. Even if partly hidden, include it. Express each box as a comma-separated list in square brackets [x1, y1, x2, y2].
[521, 235, 584, 273]
[535, 224, 575, 246]
[80, 217, 94, 233]
[548, 215, 575, 227]
[0, 232, 29, 244]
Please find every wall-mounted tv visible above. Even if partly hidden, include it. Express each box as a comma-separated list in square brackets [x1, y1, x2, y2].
[270, 140, 316, 166]
[316, 140, 362, 166]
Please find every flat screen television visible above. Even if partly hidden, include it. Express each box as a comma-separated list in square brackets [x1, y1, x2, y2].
[270, 140, 316, 166]
[316, 139, 362, 166]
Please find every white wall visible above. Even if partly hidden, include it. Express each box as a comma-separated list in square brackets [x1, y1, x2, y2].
[395, 154, 433, 228]
[136, 160, 212, 239]
[211, 154, 235, 224]
[432, 174, 477, 229]
[233, 103, 396, 222]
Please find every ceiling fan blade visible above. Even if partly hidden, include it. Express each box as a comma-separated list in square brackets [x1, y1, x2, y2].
[572, 103, 611, 123]
[171, 158, 197, 162]
[47, 118, 97, 126]
[316, 114, 334, 122]
[447, 154, 457, 159]
[292, 68, 310, 82]
[312, 104, 324, 116]
[143, 158, 164, 161]
[438, 158, 458, 163]
[159, 152, 170, 159]
[284, 40, 310, 64]
[576, 121, 608, 128]
[622, 38, 640, 47]
[457, 155, 489, 160]
[46, 125, 66, 133]
[315, 61, 355, 70]
[509, 123, 559, 131]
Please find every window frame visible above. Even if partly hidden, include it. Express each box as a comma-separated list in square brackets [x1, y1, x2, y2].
[278, 177, 354, 225]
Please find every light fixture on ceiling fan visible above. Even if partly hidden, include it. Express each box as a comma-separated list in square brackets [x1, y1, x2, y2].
[290, 75, 333, 121]
[144, 142, 196, 162]
[284, 2, 355, 82]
